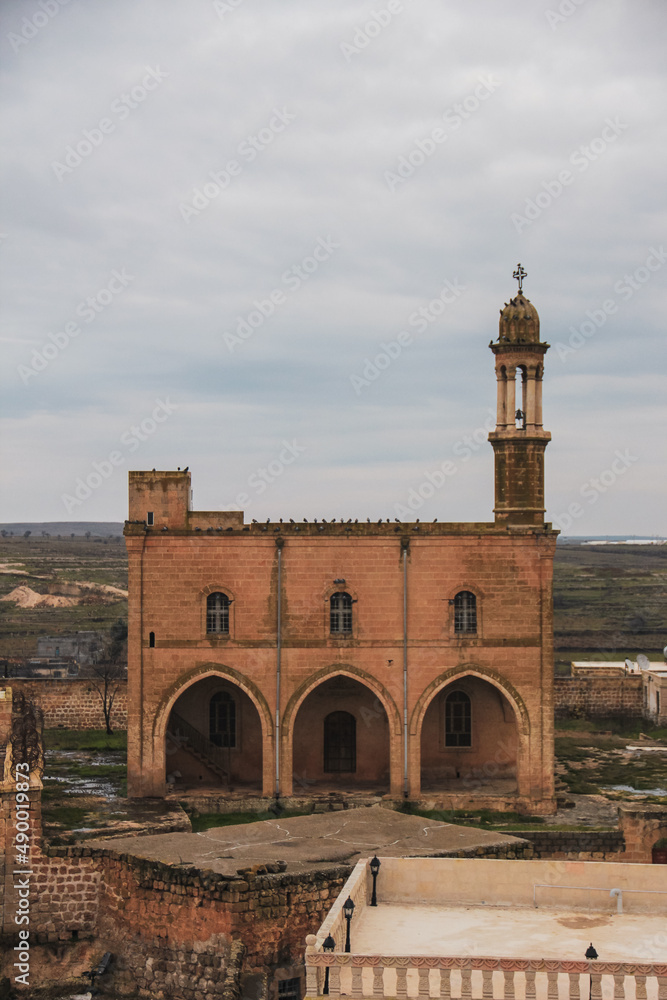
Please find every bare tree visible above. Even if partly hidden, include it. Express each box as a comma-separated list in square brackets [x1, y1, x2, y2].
[11, 691, 44, 778]
[89, 619, 127, 734]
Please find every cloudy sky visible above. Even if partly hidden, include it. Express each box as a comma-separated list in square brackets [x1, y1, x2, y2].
[1, 0, 665, 534]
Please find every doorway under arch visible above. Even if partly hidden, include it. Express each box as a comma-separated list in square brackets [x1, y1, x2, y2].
[420, 675, 519, 793]
[292, 675, 390, 792]
[166, 675, 263, 791]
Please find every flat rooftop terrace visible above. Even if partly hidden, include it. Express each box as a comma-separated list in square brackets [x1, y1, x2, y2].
[352, 901, 666, 962]
[306, 857, 667, 999]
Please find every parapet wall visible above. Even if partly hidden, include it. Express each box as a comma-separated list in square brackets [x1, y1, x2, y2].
[379, 856, 667, 911]
[554, 676, 643, 718]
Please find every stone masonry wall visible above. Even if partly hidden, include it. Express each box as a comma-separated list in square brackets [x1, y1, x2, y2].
[89, 850, 351, 984]
[7, 678, 127, 730]
[504, 829, 625, 860]
[618, 804, 667, 863]
[554, 676, 643, 719]
[2, 833, 352, 998]
[1, 794, 100, 941]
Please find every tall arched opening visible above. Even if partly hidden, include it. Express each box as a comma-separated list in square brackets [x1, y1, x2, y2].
[292, 675, 390, 792]
[420, 676, 519, 793]
[165, 675, 263, 791]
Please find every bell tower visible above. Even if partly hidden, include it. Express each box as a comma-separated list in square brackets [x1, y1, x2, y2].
[488, 265, 551, 527]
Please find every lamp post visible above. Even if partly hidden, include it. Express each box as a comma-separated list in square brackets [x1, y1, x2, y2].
[343, 896, 355, 953]
[322, 934, 335, 995]
[586, 943, 598, 1000]
[370, 855, 381, 906]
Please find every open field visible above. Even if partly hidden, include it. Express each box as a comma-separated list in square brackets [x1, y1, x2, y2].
[0, 534, 127, 658]
[0, 533, 664, 663]
[553, 542, 667, 670]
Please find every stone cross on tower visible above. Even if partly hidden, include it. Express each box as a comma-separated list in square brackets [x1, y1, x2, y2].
[513, 263, 527, 293]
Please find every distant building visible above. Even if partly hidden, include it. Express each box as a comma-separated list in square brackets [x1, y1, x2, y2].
[36, 631, 104, 665]
[16, 658, 78, 679]
[643, 660, 667, 724]
[571, 654, 667, 724]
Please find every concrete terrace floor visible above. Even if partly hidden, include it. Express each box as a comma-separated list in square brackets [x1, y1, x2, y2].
[87, 806, 527, 876]
[351, 901, 667, 962]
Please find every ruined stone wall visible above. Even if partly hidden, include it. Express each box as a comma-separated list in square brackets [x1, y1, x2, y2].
[1, 799, 100, 941]
[88, 851, 351, 982]
[2, 832, 351, 998]
[7, 678, 127, 730]
[619, 804, 667, 863]
[554, 676, 643, 718]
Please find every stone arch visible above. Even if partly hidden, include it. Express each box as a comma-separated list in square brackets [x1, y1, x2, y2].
[283, 664, 401, 738]
[410, 664, 531, 799]
[410, 664, 530, 738]
[282, 664, 402, 796]
[153, 662, 274, 794]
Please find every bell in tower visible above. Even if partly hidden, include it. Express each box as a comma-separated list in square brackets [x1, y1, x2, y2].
[488, 265, 551, 527]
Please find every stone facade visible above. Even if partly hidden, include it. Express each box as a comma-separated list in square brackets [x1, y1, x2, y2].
[6, 678, 128, 730]
[125, 284, 559, 815]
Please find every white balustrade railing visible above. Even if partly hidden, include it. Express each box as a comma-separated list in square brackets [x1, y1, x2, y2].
[304, 953, 667, 1000]
[311, 859, 368, 956]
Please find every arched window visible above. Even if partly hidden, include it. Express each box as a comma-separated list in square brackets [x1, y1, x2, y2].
[445, 691, 471, 747]
[149, 631, 155, 647]
[454, 591, 477, 634]
[209, 691, 236, 747]
[330, 592, 352, 634]
[324, 711, 356, 772]
[206, 592, 230, 634]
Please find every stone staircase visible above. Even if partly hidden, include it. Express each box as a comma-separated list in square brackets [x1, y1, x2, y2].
[167, 711, 231, 785]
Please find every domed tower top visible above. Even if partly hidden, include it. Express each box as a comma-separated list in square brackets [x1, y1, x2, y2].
[498, 292, 540, 344]
[498, 265, 540, 344]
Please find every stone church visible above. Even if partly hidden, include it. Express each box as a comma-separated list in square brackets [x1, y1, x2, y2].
[125, 273, 558, 814]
